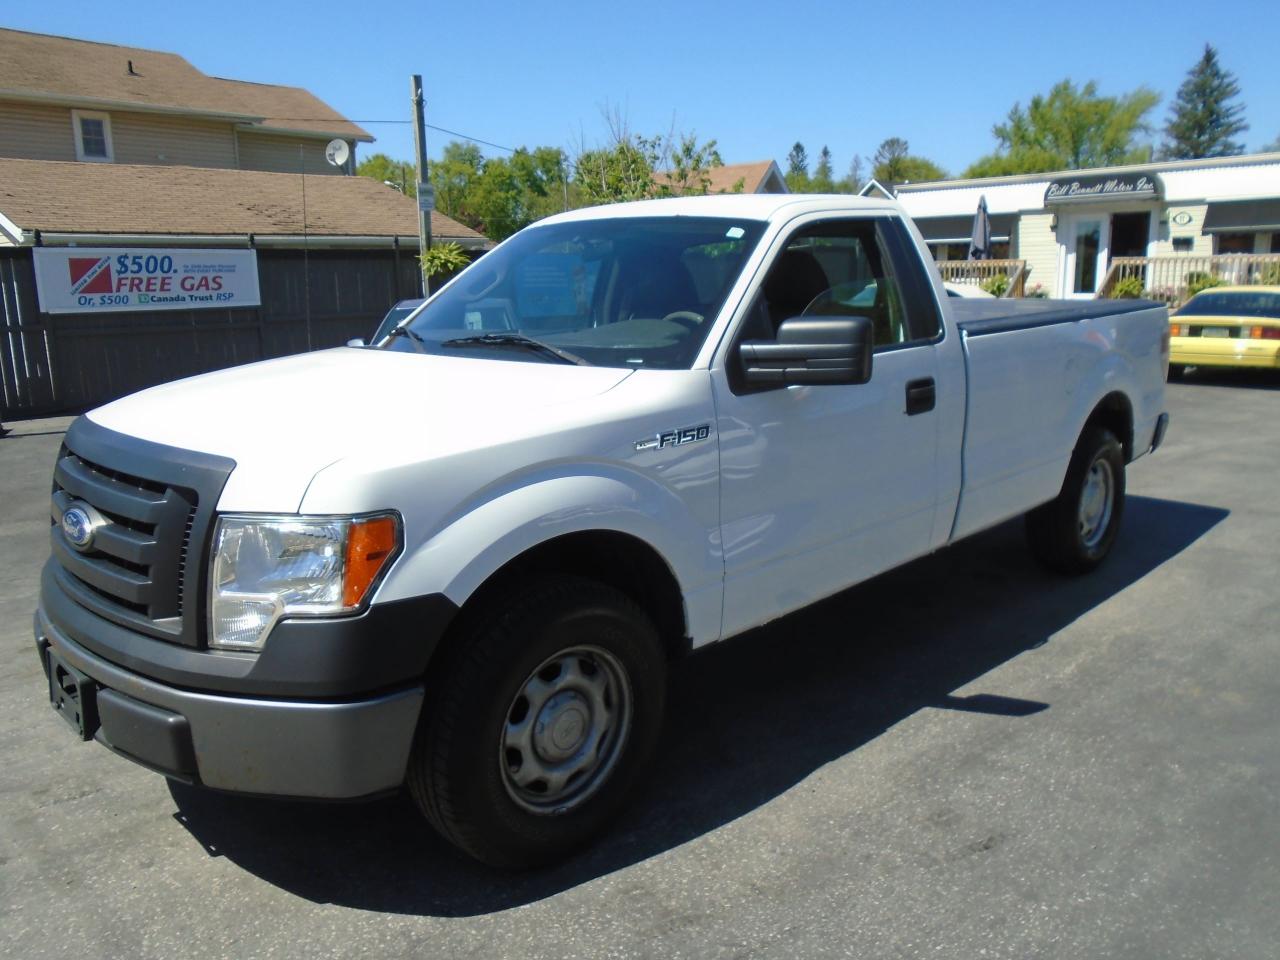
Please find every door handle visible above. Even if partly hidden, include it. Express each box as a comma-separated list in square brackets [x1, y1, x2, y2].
[905, 377, 936, 416]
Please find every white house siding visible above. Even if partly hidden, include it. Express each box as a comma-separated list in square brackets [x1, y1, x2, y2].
[1153, 202, 1212, 256]
[236, 132, 345, 175]
[111, 112, 238, 168]
[0, 101, 76, 161]
[1015, 214, 1060, 296]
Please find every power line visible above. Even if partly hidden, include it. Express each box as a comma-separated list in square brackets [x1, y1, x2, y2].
[264, 119, 516, 153]
[425, 124, 515, 153]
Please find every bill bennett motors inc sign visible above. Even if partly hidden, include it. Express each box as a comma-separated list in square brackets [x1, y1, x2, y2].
[32, 248, 261, 314]
[1044, 172, 1162, 205]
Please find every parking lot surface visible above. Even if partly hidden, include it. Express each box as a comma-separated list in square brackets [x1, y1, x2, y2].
[1, 373, 1278, 959]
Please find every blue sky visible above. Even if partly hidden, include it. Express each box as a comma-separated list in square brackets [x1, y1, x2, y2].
[8, 0, 1278, 176]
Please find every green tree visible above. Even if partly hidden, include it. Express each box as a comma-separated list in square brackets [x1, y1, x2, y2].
[424, 142, 574, 242]
[811, 145, 835, 192]
[785, 142, 810, 191]
[872, 137, 946, 184]
[837, 153, 865, 193]
[356, 152, 417, 196]
[963, 79, 1159, 177]
[575, 123, 725, 206]
[654, 133, 725, 196]
[1160, 45, 1248, 159]
[575, 136, 659, 206]
[1262, 133, 1280, 152]
[429, 141, 485, 222]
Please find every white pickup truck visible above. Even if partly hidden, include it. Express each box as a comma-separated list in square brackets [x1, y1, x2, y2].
[36, 195, 1169, 867]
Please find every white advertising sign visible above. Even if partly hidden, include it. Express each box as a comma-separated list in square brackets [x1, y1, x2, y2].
[32, 248, 261, 314]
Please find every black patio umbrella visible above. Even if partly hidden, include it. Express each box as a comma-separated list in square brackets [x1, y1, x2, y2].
[968, 195, 992, 261]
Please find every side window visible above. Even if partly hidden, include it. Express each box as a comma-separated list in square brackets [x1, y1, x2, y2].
[743, 218, 940, 349]
[72, 110, 113, 163]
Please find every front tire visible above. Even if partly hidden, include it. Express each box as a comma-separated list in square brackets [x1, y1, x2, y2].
[407, 576, 667, 869]
[1026, 426, 1125, 575]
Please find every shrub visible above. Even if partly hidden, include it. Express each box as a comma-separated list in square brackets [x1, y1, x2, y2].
[1257, 264, 1280, 286]
[980, 273, 1010, 297]
[1184, 271, 1225, 298]
[1109, 276, 1145, 299]
[419, 242, 471, 282]
[1024, 282, 1047, 299]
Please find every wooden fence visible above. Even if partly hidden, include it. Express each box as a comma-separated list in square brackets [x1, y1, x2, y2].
[934, 259, 1030, 297]
[1097, 254, 1280, 305]
[1, 247, 423, 418]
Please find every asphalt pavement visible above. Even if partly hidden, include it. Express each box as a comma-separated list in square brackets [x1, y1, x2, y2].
[1, 372, 1277, 959]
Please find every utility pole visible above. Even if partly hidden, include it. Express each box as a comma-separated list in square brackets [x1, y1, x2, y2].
[410, 74, 433, 294]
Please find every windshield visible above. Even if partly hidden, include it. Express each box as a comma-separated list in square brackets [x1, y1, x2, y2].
[380, 216, 766, 368]
[1176, 290, 1280, 319]
[373, 303, 424, 342]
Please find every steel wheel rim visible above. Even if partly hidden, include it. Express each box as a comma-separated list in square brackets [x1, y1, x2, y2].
[499, 645, 632, 815]
[1078, 457, 1114, 549]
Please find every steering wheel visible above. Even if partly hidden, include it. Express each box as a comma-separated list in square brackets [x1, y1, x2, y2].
[660, 311, 705, 332]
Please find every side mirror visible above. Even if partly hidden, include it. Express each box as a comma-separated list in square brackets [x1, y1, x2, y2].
[346, 338, 366, 348]
[739, 316, 873, 387]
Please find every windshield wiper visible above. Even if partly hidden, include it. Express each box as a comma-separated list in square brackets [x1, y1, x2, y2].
[384, 324, 429, 354]
[441, 333, 590, 366]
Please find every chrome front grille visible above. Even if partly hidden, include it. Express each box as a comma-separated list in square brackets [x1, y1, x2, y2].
[49, 419, 235, 648]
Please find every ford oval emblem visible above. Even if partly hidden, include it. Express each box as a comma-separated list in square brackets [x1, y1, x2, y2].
[61, 503, 97, 552]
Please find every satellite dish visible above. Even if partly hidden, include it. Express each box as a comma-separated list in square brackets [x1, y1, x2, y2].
[324, 139, 350, 168]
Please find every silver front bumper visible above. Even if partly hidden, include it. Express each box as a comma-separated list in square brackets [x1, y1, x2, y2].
[36, 607, 423, 799]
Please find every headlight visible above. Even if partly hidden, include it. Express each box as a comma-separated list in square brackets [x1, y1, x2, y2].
[209, 513, 400, 651]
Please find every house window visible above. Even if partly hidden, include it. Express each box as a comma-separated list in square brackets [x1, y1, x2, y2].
[1215, 232, 1254, 254]
[72, 110, 113, 162]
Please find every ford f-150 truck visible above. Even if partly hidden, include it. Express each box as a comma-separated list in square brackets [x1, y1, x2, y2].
[36, 195, 1170, 868]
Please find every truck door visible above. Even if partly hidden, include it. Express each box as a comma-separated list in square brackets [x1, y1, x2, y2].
[712, 215, 946, 639]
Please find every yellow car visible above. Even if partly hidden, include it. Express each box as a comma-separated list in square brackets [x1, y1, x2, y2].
[1168, 285, 1280, 378]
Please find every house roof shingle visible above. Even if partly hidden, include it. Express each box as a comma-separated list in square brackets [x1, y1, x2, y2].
[0, 27, 371, 141]
[653, 160, 787, 195]
[0, 158, 487, 245]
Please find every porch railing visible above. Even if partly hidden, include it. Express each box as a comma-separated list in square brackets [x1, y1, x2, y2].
[934, 259, 1029, 297]
[1097, 254, 1280, 306]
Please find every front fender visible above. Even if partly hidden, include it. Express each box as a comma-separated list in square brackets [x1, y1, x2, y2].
[375, 466, 724, 645]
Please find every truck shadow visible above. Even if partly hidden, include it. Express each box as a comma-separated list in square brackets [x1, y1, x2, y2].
[167, 494, 1227, 916]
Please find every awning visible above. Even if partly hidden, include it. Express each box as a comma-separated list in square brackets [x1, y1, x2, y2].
[913, 213, 1014, 243]
[1202, 199, 1280, 233]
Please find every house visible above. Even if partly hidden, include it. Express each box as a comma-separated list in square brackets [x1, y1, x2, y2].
[654, 160, 789, 195]
[0, 28, 489, 418]
[0, 26, 372, 174]
[895, 153, 1280, 298]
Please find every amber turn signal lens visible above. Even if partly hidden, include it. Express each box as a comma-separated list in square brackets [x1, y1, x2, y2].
[343, 515, 399, 607]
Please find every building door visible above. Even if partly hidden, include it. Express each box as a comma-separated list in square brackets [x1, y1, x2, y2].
[1060, 215, 1109, 297]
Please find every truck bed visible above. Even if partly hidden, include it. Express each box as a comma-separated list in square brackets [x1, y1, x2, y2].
[946, 296, 1168, 544]
[951, 298, 1163, 337]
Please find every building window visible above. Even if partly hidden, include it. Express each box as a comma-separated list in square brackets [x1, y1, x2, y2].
[72, 110, 113, 162]
[1215, 232, 1255, 255]
[1172, 237, 1194, 253]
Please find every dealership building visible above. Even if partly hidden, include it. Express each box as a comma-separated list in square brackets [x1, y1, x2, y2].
[895, 152, 1280, 298]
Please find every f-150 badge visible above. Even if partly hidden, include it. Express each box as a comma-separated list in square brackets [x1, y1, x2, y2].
[634, 424, 712, 452]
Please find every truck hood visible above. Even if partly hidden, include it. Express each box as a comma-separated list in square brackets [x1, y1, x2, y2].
[87, 347, 634, 512]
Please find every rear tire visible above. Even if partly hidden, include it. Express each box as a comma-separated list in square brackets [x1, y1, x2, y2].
[407, 575, 666, 869]
[1026, 426, 1125, 575]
